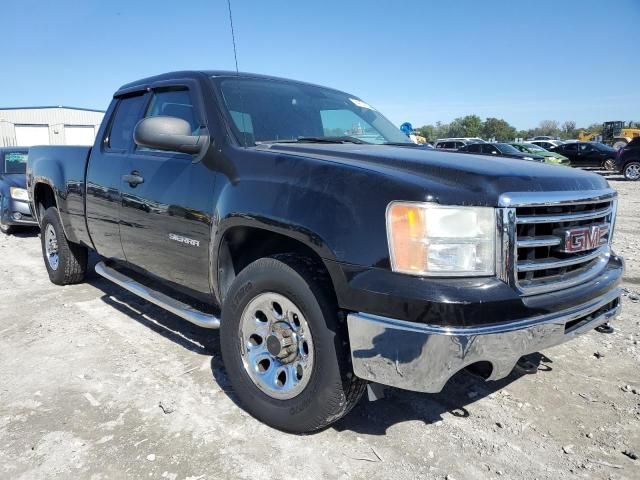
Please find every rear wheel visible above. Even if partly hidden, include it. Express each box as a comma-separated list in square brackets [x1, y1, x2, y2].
[603, 158, 616, 171]
[623, 162, 640, 181]
[40, 207, 88, 285]
[220, 254, 366, 433]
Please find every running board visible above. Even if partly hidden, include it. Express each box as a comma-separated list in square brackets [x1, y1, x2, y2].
[94, 261, 220, 329]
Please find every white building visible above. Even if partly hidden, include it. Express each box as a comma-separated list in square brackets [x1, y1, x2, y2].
[0, 106, 105, 147]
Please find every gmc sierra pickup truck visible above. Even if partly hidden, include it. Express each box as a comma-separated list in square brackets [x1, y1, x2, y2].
[27, 70, 623, 433]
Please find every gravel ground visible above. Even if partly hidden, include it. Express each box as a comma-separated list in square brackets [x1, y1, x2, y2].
[0, 174, 638, 480]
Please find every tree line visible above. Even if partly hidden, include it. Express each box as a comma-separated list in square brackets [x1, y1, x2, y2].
[415, 115, 623, 142]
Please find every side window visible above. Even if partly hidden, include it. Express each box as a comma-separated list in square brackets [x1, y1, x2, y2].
[145, 88, 199, 134]
[468, 144, 482, 153]
[579, 144, 592, 152]
[481, 144, 495, 154]
[564, 143, 578, 152]
[106, 94, 147, 151]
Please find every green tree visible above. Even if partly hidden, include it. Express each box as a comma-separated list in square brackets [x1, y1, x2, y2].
[537, 120, 561, 137]
[482, 117, 517, 141]
[460, 115, 483, 137]
[561, 121, 577, 139]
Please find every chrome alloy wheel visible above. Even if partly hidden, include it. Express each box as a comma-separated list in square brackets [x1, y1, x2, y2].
[239, 292, 314, 399]
[45, 224, 60, 271]
[625, 163, 640, 180]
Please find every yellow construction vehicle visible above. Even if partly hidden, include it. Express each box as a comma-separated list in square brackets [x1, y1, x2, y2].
[603, 121, 640, 149]
[577, 130, 597, 142]
[577, 121, 640, 149]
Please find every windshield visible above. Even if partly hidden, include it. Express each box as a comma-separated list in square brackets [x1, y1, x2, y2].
[3, 151, 28, 174]
[592, 143, 614, 152]
[521, 143, 546, 152]
[215, 77, 412, 145]
[495, 143, 521, 154]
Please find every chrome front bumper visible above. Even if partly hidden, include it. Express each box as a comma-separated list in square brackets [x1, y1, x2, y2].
[347, 288, 621, 393]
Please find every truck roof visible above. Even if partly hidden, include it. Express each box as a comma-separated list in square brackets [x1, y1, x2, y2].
[115, 70, 353, 98]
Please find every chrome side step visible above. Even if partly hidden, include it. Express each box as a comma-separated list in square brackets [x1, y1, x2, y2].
[94, 261, 220, 329]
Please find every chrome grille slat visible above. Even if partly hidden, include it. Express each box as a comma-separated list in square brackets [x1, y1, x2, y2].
[517, 246, 607, 272]
[506, 191, 617, 296]
[516, 205, 612, 224]
[517, 236, 562, 248]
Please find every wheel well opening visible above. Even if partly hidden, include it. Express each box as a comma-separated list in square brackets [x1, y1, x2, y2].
[34, 183, 56, 220]
[218, 226, 332, 301]
[464, 361, 493, 380]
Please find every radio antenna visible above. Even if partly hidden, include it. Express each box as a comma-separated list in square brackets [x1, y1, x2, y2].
[227, 0, 240, 73]
[226, 0, 248, 146]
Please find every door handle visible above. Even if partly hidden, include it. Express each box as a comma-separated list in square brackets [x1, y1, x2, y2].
[123, 171, 144, 187]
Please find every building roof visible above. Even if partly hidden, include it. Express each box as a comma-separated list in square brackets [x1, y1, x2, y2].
[0, 106, 105, 113]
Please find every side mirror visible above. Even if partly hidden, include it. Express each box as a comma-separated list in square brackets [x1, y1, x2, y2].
[134, 116, 207, 154]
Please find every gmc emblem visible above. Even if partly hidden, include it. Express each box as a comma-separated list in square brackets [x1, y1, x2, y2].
[554, 223, 609, 253]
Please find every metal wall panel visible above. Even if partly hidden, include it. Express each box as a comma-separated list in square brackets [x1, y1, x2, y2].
[0, 107, 105, 147]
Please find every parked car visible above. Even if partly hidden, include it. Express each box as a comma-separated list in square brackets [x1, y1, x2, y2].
[530, 140, 564, 150]
[434, 137, 485, 150]
[27, 70, 623, 433]
[458, 142, 545, 162]
[509, 142, 569, 165]
[613, 137, 640, 180]
[0, 147, 38, 234]
[530, 136, 556, 141]
[550, 142, 617, 170]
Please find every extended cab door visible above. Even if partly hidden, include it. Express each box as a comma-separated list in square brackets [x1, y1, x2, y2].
[118, 81, 216, 297]
[86, 92, 148, 261]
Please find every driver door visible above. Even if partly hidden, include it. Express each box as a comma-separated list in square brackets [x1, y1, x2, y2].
[118, 82, 216, 297]
[577, 144, 599, 167]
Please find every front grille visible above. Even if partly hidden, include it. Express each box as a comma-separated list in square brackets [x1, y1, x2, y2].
[513, 196, 616, 295]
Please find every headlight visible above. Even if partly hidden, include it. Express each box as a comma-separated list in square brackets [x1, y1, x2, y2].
[10, 187, 29, 202]
[386, 202, 495, 276]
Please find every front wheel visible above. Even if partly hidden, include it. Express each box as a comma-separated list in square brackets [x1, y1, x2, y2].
[40, 207, 88, 285]
[220, 254, 366, 433]
[0, 196, 14, 235]
[0, 220, 14, 235]
[623, 162, 640, 181]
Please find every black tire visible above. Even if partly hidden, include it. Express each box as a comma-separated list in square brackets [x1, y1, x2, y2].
[0, 196, 14, 235]
[623, 161, 640, 181]
[40, 207, 88, 285]
[220, 254, 366, 433]
[0, 221, 14, 235]
[603, 158, 616, 171]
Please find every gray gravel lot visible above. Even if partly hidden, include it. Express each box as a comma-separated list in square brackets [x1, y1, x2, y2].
[0, 174, 639, 480]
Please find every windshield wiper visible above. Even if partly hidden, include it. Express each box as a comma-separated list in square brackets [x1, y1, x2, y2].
[257, 136, 367, 145]
[382, 141, 423, 147]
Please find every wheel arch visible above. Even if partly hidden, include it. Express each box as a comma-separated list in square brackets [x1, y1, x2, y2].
[214, 223, 340, 306]
[33, 181, 58, 223]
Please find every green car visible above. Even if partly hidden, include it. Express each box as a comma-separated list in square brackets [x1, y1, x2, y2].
[509, 143, 570, 165]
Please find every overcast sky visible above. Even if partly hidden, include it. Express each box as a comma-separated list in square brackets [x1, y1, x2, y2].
[2, 0, 639, 129]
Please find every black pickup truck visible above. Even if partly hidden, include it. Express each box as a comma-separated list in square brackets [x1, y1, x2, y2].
[27, 70, 623, 433]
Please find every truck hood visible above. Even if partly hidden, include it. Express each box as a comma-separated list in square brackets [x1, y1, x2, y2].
[262, 143, 609, 206]
[0, 174, 27, 189]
